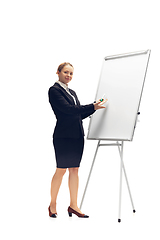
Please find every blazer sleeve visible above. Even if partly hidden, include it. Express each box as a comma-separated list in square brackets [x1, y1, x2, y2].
[49, 87, 95, 115]
[81, 111, 95, 120]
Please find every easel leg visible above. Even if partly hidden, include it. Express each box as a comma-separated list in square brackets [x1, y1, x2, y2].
[118, 141, 123, 222]
[121, 160, 136, 213]
[80, 140, 100, 210]
[117, 141, 136, 222]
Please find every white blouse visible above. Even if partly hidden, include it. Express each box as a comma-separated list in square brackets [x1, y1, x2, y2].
[56, 80, 77, 105]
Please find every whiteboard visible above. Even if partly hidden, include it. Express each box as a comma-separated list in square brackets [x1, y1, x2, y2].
[87, 50, 151, 141]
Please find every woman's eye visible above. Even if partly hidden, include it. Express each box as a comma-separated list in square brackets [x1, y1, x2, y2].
[64, 71, 73, 75]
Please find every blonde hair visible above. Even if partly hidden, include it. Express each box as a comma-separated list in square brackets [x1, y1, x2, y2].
[56, 62, 74, 74]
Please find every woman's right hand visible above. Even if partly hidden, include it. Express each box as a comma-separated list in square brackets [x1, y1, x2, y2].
[94, 99, 108, 110]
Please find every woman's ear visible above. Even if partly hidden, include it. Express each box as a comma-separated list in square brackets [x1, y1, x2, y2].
[56, 70, 60, 75]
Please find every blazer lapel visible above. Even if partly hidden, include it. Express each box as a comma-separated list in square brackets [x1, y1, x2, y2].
[54, 83, 75, 105]
[69, 89, 80, 106]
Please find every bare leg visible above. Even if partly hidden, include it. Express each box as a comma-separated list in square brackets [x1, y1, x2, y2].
[50, 168, 67, 213]
[68, 167, 83, 214]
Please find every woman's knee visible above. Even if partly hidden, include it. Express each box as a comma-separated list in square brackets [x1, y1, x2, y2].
[68, 167, 79, 175]
[55, 168, 67, 177]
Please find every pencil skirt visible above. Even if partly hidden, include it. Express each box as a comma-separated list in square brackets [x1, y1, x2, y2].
[53, 137, 84, 168]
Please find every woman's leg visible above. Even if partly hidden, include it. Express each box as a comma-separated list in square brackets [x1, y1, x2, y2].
[50, 168, 67, 213]
[68, 167, 83, 214]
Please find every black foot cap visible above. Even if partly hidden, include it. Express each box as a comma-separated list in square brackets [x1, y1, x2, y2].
[133, 210, 136, 213]
[118, 219, 121, 223]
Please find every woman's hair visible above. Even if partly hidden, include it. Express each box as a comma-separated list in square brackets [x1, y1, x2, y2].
[56, 62, 73, 74]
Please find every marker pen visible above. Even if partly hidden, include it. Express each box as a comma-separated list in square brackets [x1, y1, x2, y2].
[100, 94, 105, 102]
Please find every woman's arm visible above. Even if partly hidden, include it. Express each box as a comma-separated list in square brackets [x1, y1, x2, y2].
[49, 87, 95, 115]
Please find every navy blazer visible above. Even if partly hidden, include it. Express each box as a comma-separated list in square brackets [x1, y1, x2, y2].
[48, 83, 95, 138]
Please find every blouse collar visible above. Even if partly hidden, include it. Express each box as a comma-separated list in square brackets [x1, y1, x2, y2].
[56, 80, 68, 90]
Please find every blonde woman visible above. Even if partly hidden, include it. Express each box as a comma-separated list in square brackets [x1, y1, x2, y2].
[48, 62, 107, 218]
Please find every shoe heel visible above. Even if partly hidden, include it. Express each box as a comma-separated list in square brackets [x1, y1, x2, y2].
[68, 212, 72, 217]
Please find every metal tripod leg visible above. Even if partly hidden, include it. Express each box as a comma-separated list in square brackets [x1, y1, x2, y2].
[118, 141, 123, 222]
[117, 141, 136, 222]
[80, 140, 100, 210]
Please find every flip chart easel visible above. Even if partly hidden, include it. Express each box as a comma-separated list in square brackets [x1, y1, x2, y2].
[80, 50, 151, 222]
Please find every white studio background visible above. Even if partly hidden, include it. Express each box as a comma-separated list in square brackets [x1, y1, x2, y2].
[0, 0, 160, 239]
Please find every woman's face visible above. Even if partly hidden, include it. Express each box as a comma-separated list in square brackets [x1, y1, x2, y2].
[58, 65, 74, 85]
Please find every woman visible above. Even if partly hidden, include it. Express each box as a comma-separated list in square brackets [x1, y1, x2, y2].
[48, 62, 107, 218]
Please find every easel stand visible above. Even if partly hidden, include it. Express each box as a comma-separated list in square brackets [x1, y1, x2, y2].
[80, 140, 136, 222]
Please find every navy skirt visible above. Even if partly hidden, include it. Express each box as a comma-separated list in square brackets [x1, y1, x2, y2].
[53, 137, 84, 168]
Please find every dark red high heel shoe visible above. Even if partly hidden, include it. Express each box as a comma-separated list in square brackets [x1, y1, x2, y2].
[48, 206, 57, 218]
[68, 206, 89, 218]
